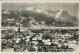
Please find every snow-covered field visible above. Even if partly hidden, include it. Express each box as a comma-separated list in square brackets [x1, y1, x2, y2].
[2, 26, 78, 30]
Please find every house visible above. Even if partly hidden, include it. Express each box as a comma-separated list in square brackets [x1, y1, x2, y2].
[6, 19, 14, 23]
[42, 39, 51, 45]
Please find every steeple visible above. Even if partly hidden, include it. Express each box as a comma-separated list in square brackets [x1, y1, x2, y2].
[18, 25, 20, 33]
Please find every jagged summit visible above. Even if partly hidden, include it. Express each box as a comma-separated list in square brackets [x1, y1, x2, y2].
[2, 7, 78, 27]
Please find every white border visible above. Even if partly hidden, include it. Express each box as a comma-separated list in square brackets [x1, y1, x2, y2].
[0, 0, 80, 54]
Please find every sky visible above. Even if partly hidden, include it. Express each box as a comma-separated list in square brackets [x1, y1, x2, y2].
[2, 3, 79, 18]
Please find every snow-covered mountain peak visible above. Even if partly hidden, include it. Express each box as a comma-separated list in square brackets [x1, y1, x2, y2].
[33, 7, 43, 13]
[56, 9, 64, 18]
[25, 7, 33, 11]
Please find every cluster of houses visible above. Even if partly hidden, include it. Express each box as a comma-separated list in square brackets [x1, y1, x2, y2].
[1, 26, 79, 52]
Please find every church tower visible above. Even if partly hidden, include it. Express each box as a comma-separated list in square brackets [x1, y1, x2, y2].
[17, 25, 20, 33]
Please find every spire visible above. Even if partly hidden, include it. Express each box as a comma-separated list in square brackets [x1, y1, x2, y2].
[18, 25, 20, 33]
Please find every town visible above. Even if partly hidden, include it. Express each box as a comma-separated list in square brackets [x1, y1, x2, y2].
[1, 26, 79, 52]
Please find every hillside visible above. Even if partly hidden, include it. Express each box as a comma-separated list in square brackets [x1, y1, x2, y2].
[2, 7, 78, 27]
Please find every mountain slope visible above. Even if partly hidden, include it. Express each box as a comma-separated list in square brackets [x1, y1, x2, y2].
[2, 8, 78, 27]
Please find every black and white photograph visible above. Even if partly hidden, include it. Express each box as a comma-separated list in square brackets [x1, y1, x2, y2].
[1, 2, 79, 52]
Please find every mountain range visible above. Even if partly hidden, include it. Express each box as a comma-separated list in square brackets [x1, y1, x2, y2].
[2, 7, 78, 27]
